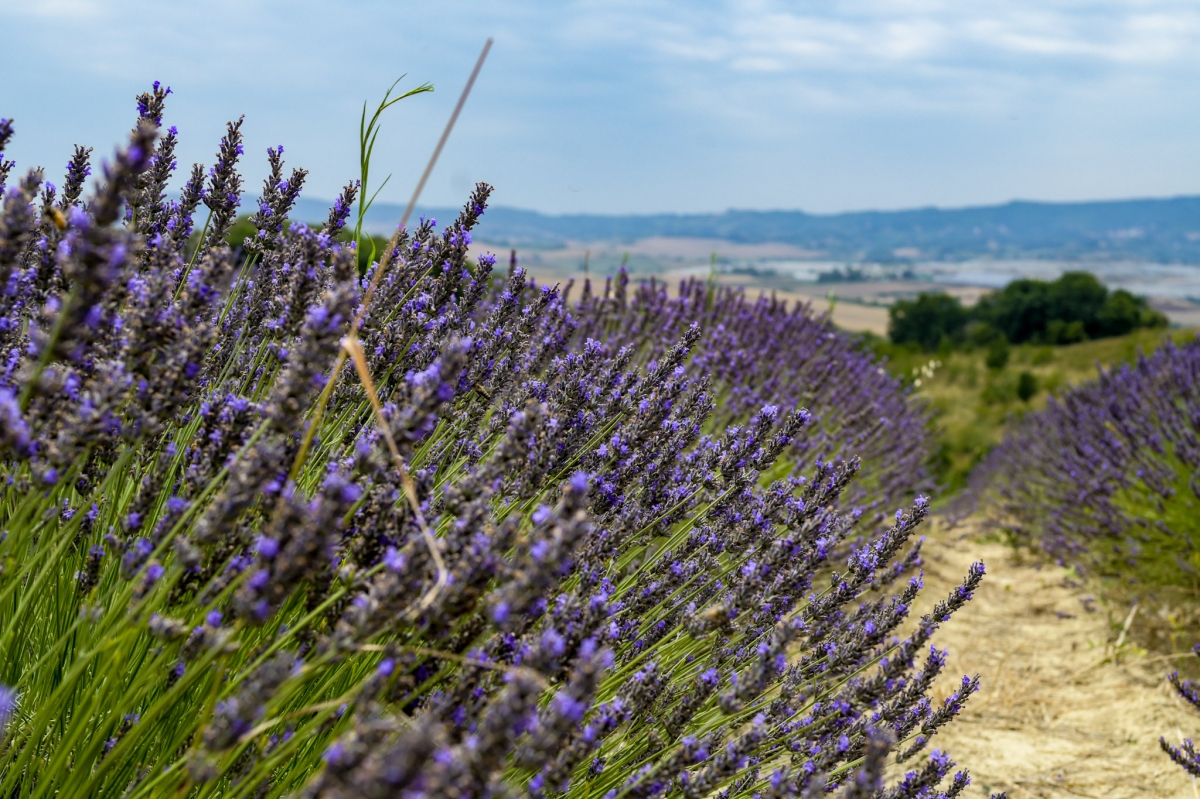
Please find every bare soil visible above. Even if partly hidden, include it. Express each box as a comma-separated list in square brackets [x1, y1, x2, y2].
[920, 518, 1198, 798]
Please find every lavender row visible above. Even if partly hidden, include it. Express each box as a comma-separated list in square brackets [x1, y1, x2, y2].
[561, 273, 934, 528]
[962, 335, 1200, 577]
[0, 86, 988, 799]
[960, 335, 1200, 778]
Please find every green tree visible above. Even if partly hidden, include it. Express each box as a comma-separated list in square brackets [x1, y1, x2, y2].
[973, 271, 1164, 344]
[1095, 289, 1167, 337]
[888, 292, 968, 351]
[1049, 272, 1108, 335]
[973, 278, 1052, 343]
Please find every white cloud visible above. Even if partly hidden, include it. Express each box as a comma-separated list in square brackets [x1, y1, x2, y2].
[536, 0, 1200, 135]
[3, 0, 1200, 213]
[560, 1, 1200, 72]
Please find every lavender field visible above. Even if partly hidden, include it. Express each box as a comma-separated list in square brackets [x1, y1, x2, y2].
[0, 86, 1002, 798]
[3, 62, 1200, 797]
[19, 0, 1200, 797]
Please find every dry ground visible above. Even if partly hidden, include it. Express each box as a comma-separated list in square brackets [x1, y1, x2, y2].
[919, 518, 1198, 798]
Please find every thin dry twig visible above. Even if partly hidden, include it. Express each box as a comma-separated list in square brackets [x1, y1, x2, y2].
[285, 40, 492, 620]
[1113, 602, 1139, 651]
[342, 335, 446, 619]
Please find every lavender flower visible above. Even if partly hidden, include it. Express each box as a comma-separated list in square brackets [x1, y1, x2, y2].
[57, 145, 93, 211]
[1162, 646, 1200, 776]
[0, 118, 15, 193]
[0, 684, 15, 729]
[202, 116, 245, 248]
[245, 145, 307, 254]
[322, 180, 360, 238]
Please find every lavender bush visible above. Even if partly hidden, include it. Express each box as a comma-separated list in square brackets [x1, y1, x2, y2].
[0, 87, 988, 799]
[961, 336, 1200, 778]
[564, 274, 933, 529]
[962, 336, 1200, 594]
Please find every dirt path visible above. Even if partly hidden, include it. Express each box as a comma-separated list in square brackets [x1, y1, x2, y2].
[918, 519, 1198, 798]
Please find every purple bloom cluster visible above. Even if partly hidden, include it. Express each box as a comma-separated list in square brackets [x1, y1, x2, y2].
[1162, 645, 1200, 776]
[0, 87, 990, 799]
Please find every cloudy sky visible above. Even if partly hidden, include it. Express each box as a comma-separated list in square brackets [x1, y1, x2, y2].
[2, 1, 1200, 215]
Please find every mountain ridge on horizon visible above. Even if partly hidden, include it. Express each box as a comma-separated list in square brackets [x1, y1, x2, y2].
[290, 193, 1200, 264]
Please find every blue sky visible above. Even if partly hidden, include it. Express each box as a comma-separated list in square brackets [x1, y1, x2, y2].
[2, 0, 1200, 215]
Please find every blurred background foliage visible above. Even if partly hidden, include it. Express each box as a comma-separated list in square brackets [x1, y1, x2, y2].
[887, 271, 1167, 352]
[861, 326, 1198, 495]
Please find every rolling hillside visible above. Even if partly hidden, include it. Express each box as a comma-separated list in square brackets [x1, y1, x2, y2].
[292, 194, 1200, 263]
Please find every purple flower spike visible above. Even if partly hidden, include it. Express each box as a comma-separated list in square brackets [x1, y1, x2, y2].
[0, 685, 16, 728]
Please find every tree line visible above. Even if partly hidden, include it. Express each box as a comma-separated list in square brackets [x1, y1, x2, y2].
[888, 272, 1167, 351]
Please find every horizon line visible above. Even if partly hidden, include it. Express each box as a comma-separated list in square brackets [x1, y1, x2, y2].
[300, 191, 1200, 221]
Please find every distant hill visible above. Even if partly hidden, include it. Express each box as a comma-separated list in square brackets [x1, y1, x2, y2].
[290, 194, 1200, 264]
